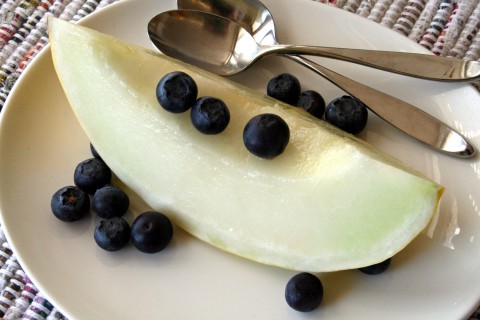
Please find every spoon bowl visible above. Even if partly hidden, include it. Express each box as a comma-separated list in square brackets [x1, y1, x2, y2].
[148, 10, 260, 75]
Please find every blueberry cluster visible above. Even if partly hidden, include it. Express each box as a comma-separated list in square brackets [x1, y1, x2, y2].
[51, 144, 173, 253]
[267, 73, 325, 118]
[156, 71, 230, 134]
[267, 73, 368, 135]
[156, 71, 290, 159]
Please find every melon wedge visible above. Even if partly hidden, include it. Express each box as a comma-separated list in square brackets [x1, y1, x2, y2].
[48, 17, 443, 272]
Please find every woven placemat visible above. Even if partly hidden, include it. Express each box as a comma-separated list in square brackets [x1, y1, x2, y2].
[0, 0, 478, 319]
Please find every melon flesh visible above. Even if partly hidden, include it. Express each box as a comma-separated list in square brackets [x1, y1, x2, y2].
[48, 17, 443, 272]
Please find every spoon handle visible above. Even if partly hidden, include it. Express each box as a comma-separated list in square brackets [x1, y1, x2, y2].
[268, 45, 480, 82]
[284, 54, 475, 158]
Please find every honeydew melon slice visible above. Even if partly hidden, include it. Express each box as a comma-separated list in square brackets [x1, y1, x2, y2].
[48, 17, 443, 272]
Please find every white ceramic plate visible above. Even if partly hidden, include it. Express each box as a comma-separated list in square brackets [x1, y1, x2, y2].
[0, 0, 479, 319]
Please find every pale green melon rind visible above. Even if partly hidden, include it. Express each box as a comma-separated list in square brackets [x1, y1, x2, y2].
[48, 17, 443, 272]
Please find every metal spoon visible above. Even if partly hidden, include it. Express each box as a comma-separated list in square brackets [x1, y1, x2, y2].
[149, 10, 480, 82]
[148, 9, 475, 157]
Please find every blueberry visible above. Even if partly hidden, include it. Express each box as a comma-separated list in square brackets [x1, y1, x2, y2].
[51, 186, 90, 222]
[325, 95, 368, 134]
[92, 186, 130, 219]
[296, 90, 325, 119]
[243, 113, 290, 159]
[190, 96, 230, 134]
[94, 217, 131, 251]
[358, 258, 391, 275]
[90, 143, 101, 160]
[156, 71, 198, 113]
[285, 272, 323, 312]
[131, 211, 173, 253]
[74, 158, 111, 194]
[267, 73, 301, 105]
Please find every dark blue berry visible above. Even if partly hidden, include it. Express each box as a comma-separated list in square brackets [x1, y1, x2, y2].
[90, 143, 101, 160]
[285, 272, 323, 312]
[74, 158, 111, 194]
[297, 90, 325, 119]
[92, 186, 130, 219]
[131, 211, 173, 253]
[190, 96, 230, 134]
[358, 258, 391, 275]
[156, 71, 198, 113]
[94, 217, 131, 251]
[243, 113, 290, 159]
[267, 73, 301, 105]
[325, 95, 368, 134]
[51, 186, 90, 222]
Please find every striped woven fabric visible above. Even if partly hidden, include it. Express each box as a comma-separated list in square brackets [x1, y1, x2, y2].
[0, 0, 478, 319]
[315, 0, 480, 59]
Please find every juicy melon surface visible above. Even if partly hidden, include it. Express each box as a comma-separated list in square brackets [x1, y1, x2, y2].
[48, 17, 443, 272]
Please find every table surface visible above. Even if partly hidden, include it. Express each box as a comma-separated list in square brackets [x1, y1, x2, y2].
[0, 0, 478, 319]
